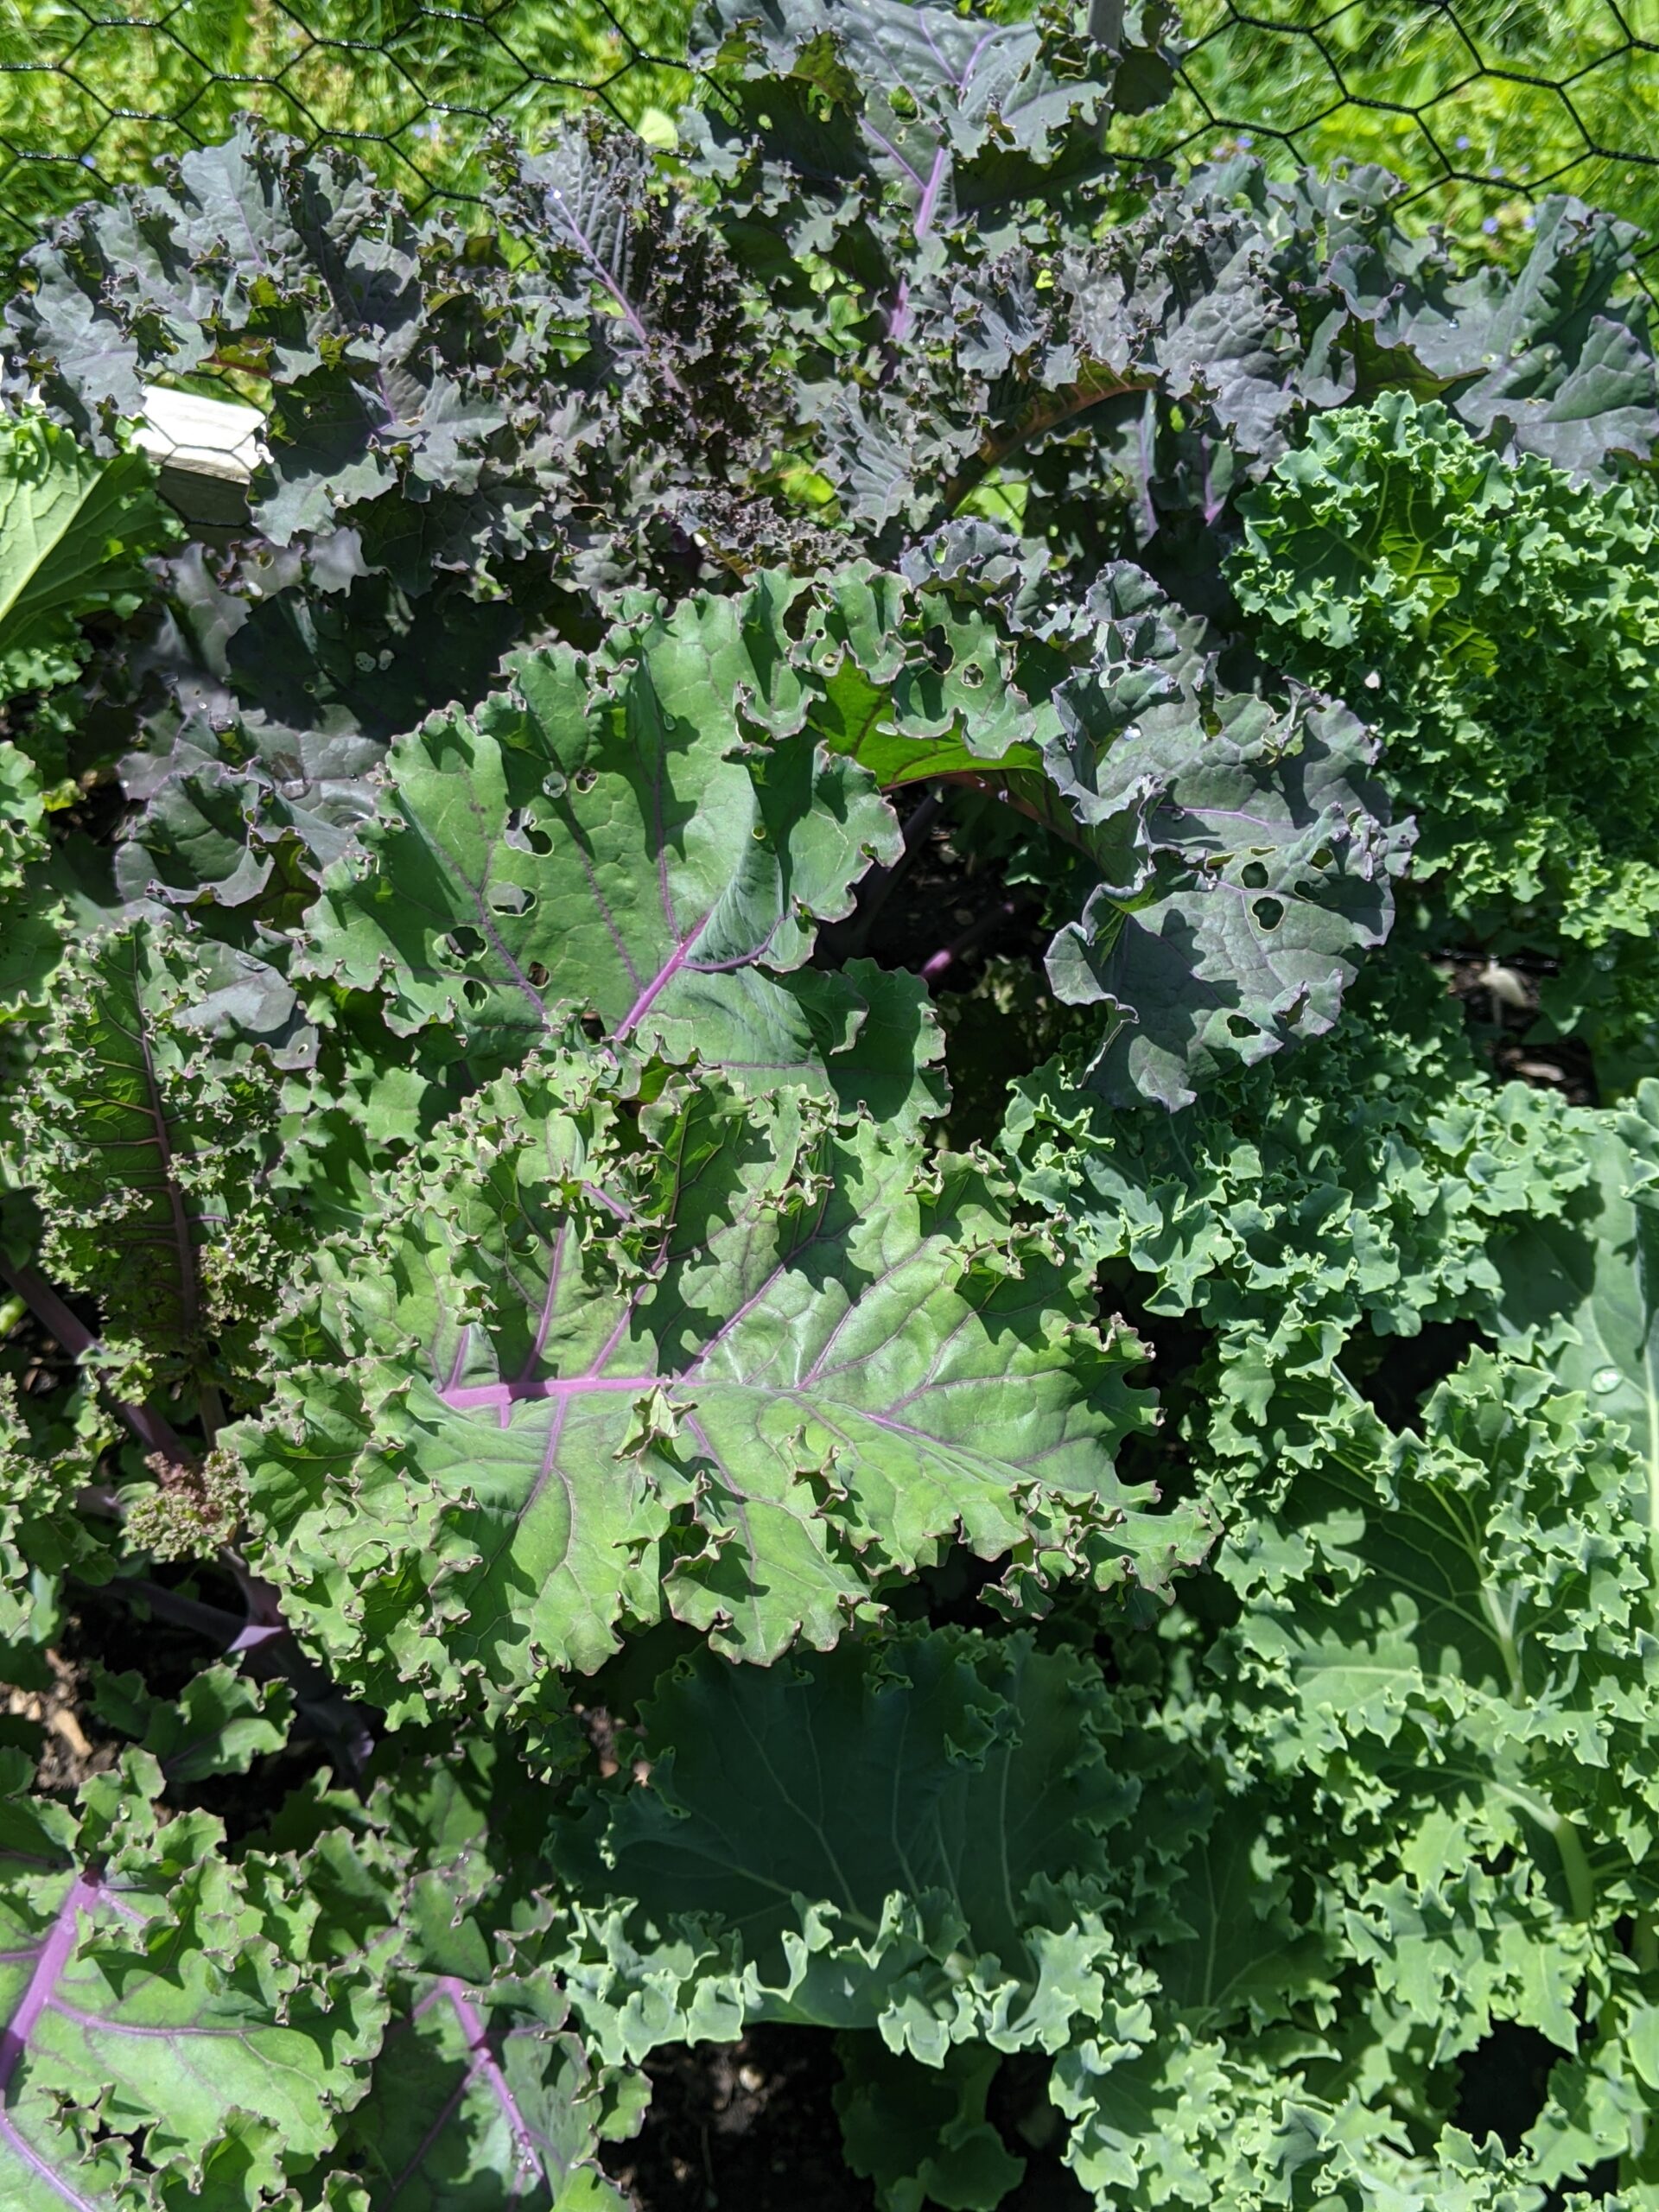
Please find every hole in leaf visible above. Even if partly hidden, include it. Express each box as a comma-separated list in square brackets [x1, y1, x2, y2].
[461, 977, 489, 1009]
[1239, 861, 1269, 891]
[505, 806, 554, 855]
[1224, 1014, 1256, 1039]
[1253, 896, 1284, 931]
[573, 766, 598, 794]
[527, 962, 550, 988]
[961, 661, 985, 689]
[444, 925, 486, 962]
[887, 1540, 1012, 1633]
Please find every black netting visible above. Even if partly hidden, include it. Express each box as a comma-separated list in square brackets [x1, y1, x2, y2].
[1129, 0, 1659, 265]
[0, 0, 696, 257]
[0, 0, 1656, 264]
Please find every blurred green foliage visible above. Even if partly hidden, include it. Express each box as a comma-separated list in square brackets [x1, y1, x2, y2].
[1118, 0, 1659, 259]
[0, 0, 1654, 271]
[0, 0, 693, 256]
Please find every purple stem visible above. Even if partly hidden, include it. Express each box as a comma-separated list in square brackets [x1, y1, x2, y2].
[438, 1980, 543, 2175]
[920, 897, 1022, 984]
[125, 1578, 251, 1645]
[385, 1978, 544, 2203]
[885, 146, 949, 351]
[0, 2106, 100, 2211]
[915, 146, 948, 244]
[0, 1258, 188, 1465]
[440, 1371, 655, 1415]
[0, 1874, 99, 2100]
[614, 910, 721, 1039]
[545, 187, 687, 399]
[121, 1579, 374, 1779]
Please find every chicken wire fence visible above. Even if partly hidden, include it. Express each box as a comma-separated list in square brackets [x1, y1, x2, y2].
[1, 0, 1656, 270]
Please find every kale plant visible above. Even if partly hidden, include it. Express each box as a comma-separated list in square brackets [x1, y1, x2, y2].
[3, 0, 1659, 2205]
[1231, 391, 1659, 1082]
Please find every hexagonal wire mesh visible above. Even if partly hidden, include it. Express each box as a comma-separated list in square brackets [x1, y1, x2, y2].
[0, 0, 697, 259]
[1126, 0, 1659, 270]
[0, 0, 1656, 273]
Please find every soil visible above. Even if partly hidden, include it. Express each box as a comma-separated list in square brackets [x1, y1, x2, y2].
[600, 2029, 1093, 2212]
[601, 2030, 874, 2212]
[813, 785, 1049, 991]
[1443, 950, 1599, 1104]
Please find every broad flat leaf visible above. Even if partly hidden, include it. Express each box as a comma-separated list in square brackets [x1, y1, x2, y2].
[1043, 686, 1409, 1109]
[0, 416, 172, 1017]
[1141, 1791, 1336, 2037]
[0, 411, 175, 698]
[835, 2038, 1025, 2212]
[691, 0, 1154, 237]
[296, 580, 942, 1116]
[803, 562, 1058, 787]
[868, 550, 1413, 1113]
[0, 741, 61, 1022]
[1380, 194, 1659, 480]
[232, 1051, 1185, 1714]
[807, 552, 1413, 1109]
[544, 1626, 1149, 2066]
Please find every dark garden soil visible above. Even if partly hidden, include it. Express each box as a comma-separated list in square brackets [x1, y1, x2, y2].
[813, 785, 1047, 993]
[599, 2028, 1094, 2212]
[601, 2030, 876, 2212]
[1444, 949, 1599, 1103]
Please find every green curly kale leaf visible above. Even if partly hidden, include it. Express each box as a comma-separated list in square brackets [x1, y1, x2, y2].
[528, 1607, 1558, 2210]
[1004, 963, 1586, 1429]
[1492, 1077, 1659, 1526]
[1231, 391, 1659, 1065]
[16, 920, 293, 1395]
[231, 1046, 1194, 1716]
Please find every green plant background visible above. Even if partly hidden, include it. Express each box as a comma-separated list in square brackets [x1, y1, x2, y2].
[2, 0, 1658, 265]
[1134, 0, 1659, 261]
[0, 0, 694, 255]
